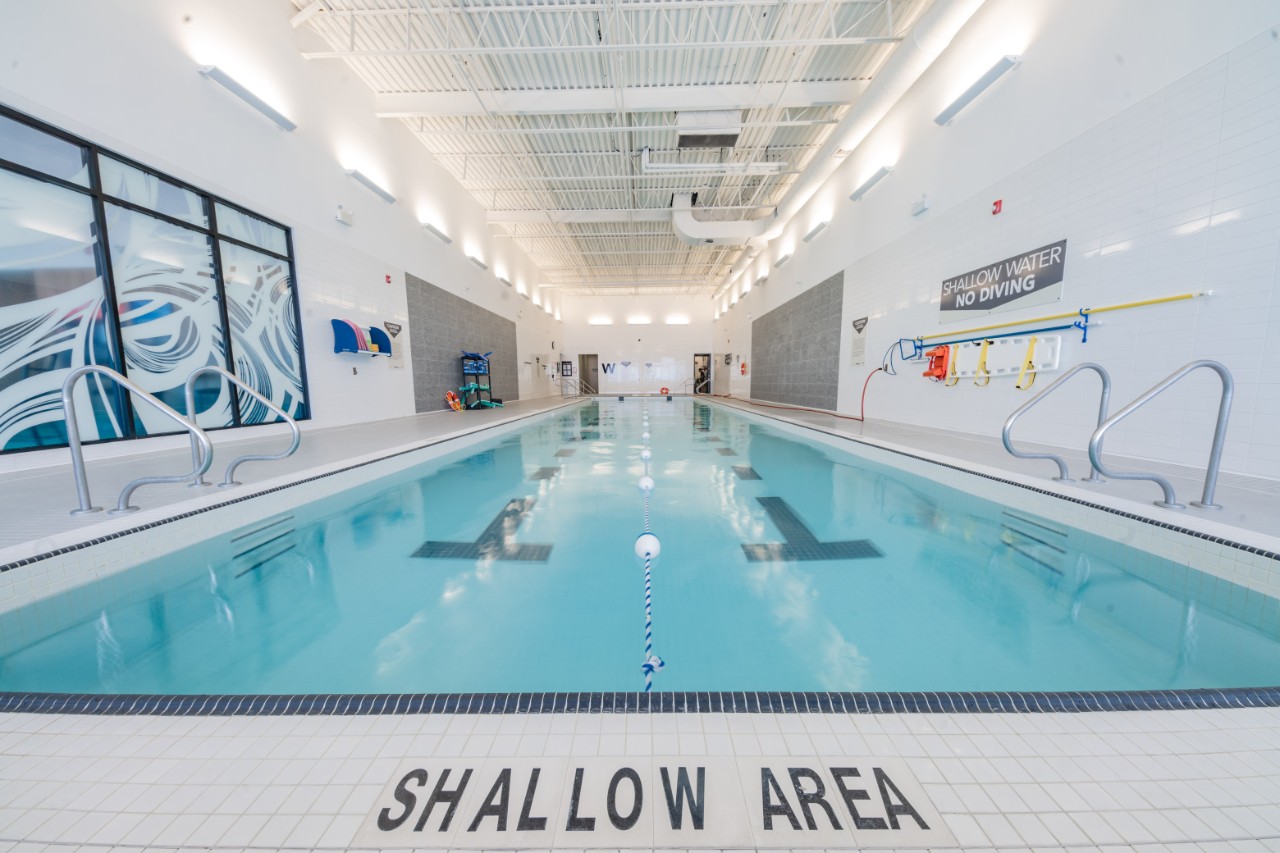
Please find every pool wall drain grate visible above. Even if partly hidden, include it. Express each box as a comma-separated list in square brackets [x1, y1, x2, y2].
[2, 687, 1278, 716]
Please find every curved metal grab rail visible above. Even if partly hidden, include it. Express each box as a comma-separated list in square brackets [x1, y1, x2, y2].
[1002, 362, 1111, 483]
[184, 366, 301, 488]
[1087, 359, 1233, 510]
[62, 365, 213, 515]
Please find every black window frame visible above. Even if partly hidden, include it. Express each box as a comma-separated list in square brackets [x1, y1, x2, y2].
[0, 103, 311, 454]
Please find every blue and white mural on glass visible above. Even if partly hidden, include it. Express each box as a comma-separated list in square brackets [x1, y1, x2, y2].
[220, 242, 308, 422]
[0, 170, 125, 451]
[103, 203, 233, 434]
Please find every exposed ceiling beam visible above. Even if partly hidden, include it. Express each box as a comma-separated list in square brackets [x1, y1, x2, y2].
[306, 38, 896, 60]
[324, 1, 886, 15]
[378, 81, 868, 117]
[488, 205, 772, 223]
[416, 117, 838, 137]
[459, 170, 798, 185]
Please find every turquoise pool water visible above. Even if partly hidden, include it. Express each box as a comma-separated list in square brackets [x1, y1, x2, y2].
[2, 398, 1278, 695]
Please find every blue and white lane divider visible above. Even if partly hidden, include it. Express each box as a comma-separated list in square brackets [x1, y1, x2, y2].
[636, 405, 664, 692]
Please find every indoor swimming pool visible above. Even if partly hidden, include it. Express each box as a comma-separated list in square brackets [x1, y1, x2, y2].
[2, 398, 1277, 697]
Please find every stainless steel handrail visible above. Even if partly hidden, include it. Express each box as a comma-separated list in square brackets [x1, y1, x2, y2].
[580, 380, 598, 395]
[695, 378, 711, 394]
[184, 366, 301, 488]
[1001, 362, 1111, 483]
[1087, 359, 1233, 510]
[61, 365, 213, 515]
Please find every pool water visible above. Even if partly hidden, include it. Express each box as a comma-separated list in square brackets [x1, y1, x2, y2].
[3, 398, 1278, 695]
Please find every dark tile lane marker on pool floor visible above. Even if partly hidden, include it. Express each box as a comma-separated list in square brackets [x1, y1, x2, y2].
[733, 466, 762, 480]
[413, 498, 552, 562]
[743, 497, 883, 562]
[530, 467, 561, 480]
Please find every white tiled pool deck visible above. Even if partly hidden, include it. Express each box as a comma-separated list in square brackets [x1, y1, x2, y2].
[2, 394, 1279, 852]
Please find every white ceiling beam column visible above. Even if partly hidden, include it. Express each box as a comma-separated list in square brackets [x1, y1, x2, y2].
[488, 209, 673, 224]
[377, 81, 868, 117]
[306, 37, 897, 60]
[325, 1, 885, 16]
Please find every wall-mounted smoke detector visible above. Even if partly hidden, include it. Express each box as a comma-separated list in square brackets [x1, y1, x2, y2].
[676, 110, 741, 149]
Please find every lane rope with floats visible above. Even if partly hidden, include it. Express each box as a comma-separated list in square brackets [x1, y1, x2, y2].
[635, 404, 664, 691]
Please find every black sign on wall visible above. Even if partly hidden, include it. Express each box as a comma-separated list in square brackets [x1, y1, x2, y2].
[940, 239, 1067, 320]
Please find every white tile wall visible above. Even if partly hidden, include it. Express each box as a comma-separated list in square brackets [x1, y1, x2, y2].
[291, 226, 415, 430]
[832, 28, 1280, 479]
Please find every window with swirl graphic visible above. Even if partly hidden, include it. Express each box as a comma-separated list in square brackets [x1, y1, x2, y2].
[0, 106, 308, 453]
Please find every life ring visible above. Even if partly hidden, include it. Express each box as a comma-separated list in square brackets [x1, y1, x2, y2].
[740, 362, 747, 376]
[445, 390, 463, 412]
[660, 386, 669, 395]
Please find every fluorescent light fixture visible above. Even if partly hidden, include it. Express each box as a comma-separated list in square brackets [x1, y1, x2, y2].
[588, 317, 613, 325]
[544, 304, 552, 315]
[345, 169, 396, 204]
[774, 253, 792, 268]
[803, 221, 829, 242]
[755, 276, 768, 288]
[468, 254, 488, 270]
[627, 316, 652, 325]
[497, 276, 512, 287]
[198, 65, 296, 131]
[422, 222, 452, 243]
[849, 166, 893, 201]
[665, 315, 690, 325]
[935, 55, 1022, 126]
[554, 309, 561, 320]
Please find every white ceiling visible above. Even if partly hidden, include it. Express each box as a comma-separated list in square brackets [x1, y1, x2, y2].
[291, 0, 931, 295]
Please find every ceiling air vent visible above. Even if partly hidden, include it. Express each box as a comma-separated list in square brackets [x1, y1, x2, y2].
[676, 110, 741, 149]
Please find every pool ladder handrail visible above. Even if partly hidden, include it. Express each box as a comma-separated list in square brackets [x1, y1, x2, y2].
[62, 365, 213, 516]
[184, 366, 301, 488]
[1088, 359, 1233, 510]
[1002, 362, 1111, 483]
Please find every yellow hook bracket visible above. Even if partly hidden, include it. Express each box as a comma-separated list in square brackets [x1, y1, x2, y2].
[1015, 336, 1038, 390]
[973, 339, 992, 386]
[944, 344, 960, 386]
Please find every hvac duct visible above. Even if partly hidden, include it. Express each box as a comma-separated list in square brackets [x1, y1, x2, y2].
[671, 193, 775, 247]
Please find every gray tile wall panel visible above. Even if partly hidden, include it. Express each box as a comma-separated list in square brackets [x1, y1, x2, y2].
[750, 271, 843, 409]
[406, 273, 518, 412]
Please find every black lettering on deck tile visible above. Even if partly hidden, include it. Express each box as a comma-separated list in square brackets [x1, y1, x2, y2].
[378, 769, 427, 831]
[874, 767, 929, 830]
[565, 768, 596, 831]
[607, 767, 644, 830]
[830, 767, 888, 830]
[761, 768, 801, 830]
[415, 768, 472, 832]
[660, 766, 706, 830]
[516, 768, 548, 831]
[789, 767, 841, 830]
[467, 768, 511, 832]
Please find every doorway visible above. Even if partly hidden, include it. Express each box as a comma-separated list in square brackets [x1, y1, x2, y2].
[693, 353, 711, 394]
[579, 354, 599, 394]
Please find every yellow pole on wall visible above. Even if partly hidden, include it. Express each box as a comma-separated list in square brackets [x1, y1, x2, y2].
[917, 291, 1208, 342]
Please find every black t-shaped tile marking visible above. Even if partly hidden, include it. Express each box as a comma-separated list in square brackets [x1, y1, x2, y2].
[413, 498, 552, 562]
[742, 497, 883, 562]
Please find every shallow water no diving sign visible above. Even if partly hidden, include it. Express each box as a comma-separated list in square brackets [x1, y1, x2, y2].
[355, 756, 953, 848]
